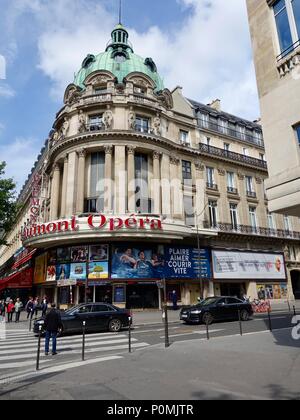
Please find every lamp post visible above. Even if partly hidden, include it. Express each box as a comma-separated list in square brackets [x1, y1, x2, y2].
[195, 202, 210, 301]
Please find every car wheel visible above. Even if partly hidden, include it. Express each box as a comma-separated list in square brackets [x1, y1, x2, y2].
[240, 310, 250, 322]
[202, 312, 214, 325]
[108, 319, 122, 333]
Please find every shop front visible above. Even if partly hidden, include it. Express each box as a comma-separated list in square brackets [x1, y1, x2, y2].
[211, 249, 288, 301]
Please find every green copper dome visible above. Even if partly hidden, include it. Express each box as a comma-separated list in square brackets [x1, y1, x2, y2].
[74, 25, 164, 92]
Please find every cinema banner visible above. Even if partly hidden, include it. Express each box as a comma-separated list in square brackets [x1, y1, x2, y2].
[212, 251, 286, 280]
[111, 246, 165, 279]
[165, 247, 211, 279]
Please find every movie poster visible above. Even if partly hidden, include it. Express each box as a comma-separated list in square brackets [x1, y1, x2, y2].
[71, 246, 88, 262]
[111, 246, 165, 279]
[56, 264, 71, 281]
[70, 263, 87, 281]
[89, 245, 109, 262]
[46, 265, 56, 282]
[88, 262, 109, 279]
[57, 248, 71, 264]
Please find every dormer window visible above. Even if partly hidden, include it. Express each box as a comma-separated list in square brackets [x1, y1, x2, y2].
[134, 86, 146, 95]
[114, 53, 126, 63]
[94, 86, 108, 94]
[82, 54, 96, 69]
[180, 130, 190, 145]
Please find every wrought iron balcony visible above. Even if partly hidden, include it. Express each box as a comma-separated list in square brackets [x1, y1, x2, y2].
[227, 187, 238, 195]
[206, 182, 218, 191]
[246, 191, 257, 199]
[199, 144, 268, 170]
[203, 222, 300, 240]
[86, 122, 105, 132]
[198, 119, 264, 148]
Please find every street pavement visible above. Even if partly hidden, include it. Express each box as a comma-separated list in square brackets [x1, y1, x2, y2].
[0, 308, 298, 390]
[0, 326, 299, 400]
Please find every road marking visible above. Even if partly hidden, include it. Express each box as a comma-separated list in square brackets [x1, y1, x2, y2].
[0, 355, 123, 384]
[0, 333, 124, 346]
[159, 329, 224, 339]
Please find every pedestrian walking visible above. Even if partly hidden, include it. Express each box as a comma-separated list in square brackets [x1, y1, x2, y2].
[33, 297, 40, 318]
[44, 304, 62, 356]
[26, 297, 34, 320]
[41, 297, 48, 317]
[14, 298, 23, 323]
[0, 300, 5, 322]
[172, 290, 178, 311]
[6, 300, 15, 323]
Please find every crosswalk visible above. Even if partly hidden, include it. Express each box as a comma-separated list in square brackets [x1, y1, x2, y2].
[0, 329, 150, 376]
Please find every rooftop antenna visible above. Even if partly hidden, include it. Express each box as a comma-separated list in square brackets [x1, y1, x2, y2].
[119, 0, 122, 24]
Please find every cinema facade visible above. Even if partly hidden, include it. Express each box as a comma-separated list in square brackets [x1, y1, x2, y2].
[1, 24, 300, 309]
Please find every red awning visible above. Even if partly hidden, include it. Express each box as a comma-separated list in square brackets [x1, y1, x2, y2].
[12, 249, 36, 270]
[0, 279, 8, 292]
[1, 268, 33, 290]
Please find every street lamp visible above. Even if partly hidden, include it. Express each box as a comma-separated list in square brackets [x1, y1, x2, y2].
[195, 201, 210, 301]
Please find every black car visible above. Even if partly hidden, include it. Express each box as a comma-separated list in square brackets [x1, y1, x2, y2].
[34, 303, 132, 335]
[180, 296, 253, 325]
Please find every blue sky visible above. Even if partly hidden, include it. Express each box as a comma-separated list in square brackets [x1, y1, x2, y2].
[0, 0, 259, 193]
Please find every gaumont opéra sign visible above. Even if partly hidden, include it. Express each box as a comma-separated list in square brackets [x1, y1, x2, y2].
[21, 214, 163, 241]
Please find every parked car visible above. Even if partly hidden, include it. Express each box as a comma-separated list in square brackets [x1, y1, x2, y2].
[180, 296, 253, 325]
[34, 303, 132, 335]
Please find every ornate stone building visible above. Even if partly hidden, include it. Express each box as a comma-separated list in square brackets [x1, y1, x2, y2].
[1, 24, 300, 307]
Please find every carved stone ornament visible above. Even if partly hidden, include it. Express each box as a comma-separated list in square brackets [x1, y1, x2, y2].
[153, 151, 161, 160]
[156, 89, 174, 110]
[60, 117, 70, 138]
[127, 146, 136, 155]
[170, 157, 180, 166]
[132, 78, 148, 88]
[104, 146, 113, 155]
[218, 168, 226, 176]
[90, 75, 110, 87]
[194, 161, 205, 171]
[78, 110, 87, 134]
[237, 172, 245, 180]
[255, 176, 263, 184]
[78, 149, 86, 158]
[152, 115, 161, 136]
[51, 130, 60, 147]
[128, 111, 136, 130]
[103, 109, 114, 130]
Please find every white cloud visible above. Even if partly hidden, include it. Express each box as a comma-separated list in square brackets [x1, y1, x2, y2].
[0, 137, 41, 192]
[6, 0, 259, 119]
[0, 83, 15, 98]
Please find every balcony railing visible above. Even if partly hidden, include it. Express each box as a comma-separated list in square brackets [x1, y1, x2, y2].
[206, 182, 218, 191]
[86, 122, 105, 132]
[227, 187, 238, 195]
[199, 144, 268, 170]
[277, 39, 300, 61]
[198, 119, 264, 148]
[204, 222, 300, 240]
[246, 191, 257, 199]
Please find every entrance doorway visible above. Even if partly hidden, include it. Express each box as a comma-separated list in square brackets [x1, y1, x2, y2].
[95, 286, 113, 304]
[126, 284, 159, 309]
[291, 271, 300, 300]
[220, 283, 246, 299]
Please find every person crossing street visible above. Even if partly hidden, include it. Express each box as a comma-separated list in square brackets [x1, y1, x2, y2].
[44, 304, 62, 356]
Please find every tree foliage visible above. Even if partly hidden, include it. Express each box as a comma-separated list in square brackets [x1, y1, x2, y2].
[0, 162, 17, 246]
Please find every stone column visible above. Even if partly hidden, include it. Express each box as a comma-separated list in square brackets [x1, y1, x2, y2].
[60, 155, 68, 218]
[194, 162, 206, 227]
[161, 154, 171, 218]
[50, 164, 61, 221]
[152, 151, 161, 214]
[217, 168, 229, 223]
[114, 146, 126, 215]
[237, 172, 248, 225]
[66, 151, 78, 217]
[76, 149, 86, 214]
[127, 146, 136, 213]
[170, 157, 183, 220]
[104, 146, 113, 213]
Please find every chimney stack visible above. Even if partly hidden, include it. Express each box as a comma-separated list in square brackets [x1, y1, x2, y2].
[209, 99, 221, 112]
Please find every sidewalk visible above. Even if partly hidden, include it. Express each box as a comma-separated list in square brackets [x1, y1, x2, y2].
[1, 327, 299, 400]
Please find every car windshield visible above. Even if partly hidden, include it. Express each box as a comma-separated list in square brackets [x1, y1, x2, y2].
[198, 298, 220, 307]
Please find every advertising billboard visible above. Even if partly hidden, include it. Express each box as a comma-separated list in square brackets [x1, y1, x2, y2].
[70, 263, 87, 281]
[212, 251, 286, 280]
[111, 246, 165, 279]
[88, 262, 109, 280]
[165, 247, 211, 279]
[34, 254, 47, 284]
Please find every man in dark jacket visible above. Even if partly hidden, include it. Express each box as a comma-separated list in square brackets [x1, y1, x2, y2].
[44, 304, 62, 356]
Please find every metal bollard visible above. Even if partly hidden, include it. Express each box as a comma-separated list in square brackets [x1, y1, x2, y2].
[238, 310, 243, 336]
[287, 300, 291, 313]
[268, 309, 273, 332]
[128, 317, 132, 353]
[82, 321, 86, 361]
[36, 325, 42, 371]
[293, 306, 297, 317]
[29, 317, 32, 332]
[206, 319, 210, 340]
